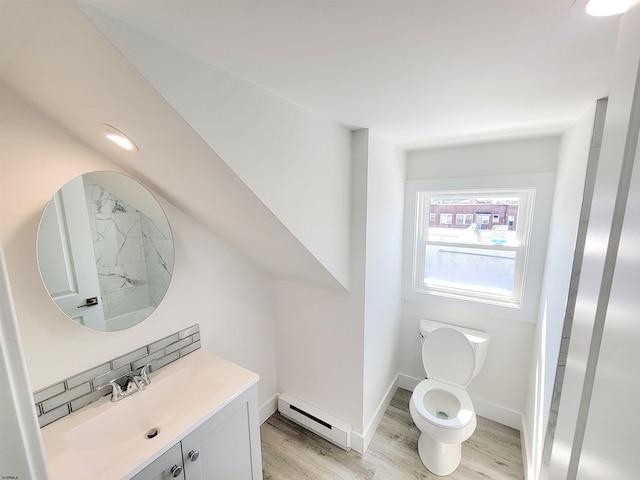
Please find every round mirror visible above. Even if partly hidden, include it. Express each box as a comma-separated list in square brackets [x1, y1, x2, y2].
[36, 171, 174, 331]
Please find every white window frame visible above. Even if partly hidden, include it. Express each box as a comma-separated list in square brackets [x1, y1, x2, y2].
[413, 188, 535, 308]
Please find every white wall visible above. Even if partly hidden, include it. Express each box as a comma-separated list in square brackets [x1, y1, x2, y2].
[77, 2, 352, 290]
[407, 136, 560, 180]
[400, 136, 559, 430]
[0, 85, 278, 414]
[272, 129, 405, 454]
[270, 129, 368, 449]
[551, 4, 640, 479]
[361, 131, 406, 447]
[523, 102, 598, 479]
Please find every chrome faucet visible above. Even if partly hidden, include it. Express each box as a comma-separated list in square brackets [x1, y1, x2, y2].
[94, 381, 126, 402]
[95, 362, 156, 402]
[123, 362, 155, 394]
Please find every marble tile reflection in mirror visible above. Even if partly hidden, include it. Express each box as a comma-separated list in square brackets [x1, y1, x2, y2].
[37, 172, 174, 331]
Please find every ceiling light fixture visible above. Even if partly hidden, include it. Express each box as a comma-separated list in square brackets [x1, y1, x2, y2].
[103, 124, 138, 152]
[585, 0, 632, 16]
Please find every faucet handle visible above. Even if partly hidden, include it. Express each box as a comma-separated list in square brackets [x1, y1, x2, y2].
[108, 380, 126, 401]
[94, 381, 125, 402]
[139, 360, 157, 386]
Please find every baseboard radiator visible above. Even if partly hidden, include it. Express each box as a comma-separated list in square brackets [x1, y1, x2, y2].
[278, 393, 352, 451]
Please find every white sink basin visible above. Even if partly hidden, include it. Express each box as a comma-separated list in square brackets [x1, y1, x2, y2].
[41, 349, 258, 480]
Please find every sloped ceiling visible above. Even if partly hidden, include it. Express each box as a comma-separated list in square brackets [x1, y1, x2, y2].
[0, 0, 625, 290]
[75, 0, 622, 148]
[0, 0, 344, 290]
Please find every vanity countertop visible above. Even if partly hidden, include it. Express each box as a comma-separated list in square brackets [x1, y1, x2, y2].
[40, 349, 259, 480]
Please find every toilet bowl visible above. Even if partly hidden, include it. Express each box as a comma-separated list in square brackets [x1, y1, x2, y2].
[409, 320, 490, 476]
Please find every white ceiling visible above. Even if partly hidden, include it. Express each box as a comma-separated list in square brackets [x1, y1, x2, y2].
[77, 0, 624, 148]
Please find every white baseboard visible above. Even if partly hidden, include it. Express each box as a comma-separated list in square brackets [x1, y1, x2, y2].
[358, 375, 400, 454]
[351, 431, 365, 454]
[273, 376, 401, 455]
[472, 397, 522, 431]
[397, 373, 523, 431]
[397, 372, 422, 391]
[520, 419, 532, 480]
[259, 393, 279, 425]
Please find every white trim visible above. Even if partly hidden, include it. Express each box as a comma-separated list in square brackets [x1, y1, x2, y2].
[398, 372, 422, 391]
[403, 173, 556, 324]
[520, 418, 533, 480]
[350, 432, 364, 454]
[361, 375, 400, 453]
[413, 187, 535, 309]
[259, 393, 279, 425]
[0, 244, 49, 479]
[472, 396, 523, 432]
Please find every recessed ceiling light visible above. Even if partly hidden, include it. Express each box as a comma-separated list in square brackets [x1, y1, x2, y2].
[103, 124, 138, 152]
[586, 0, 631, 16]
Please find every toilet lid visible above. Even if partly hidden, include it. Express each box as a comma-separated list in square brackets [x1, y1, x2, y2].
[423, 328, 475, 387]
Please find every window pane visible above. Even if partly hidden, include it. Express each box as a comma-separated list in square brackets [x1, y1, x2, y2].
[423, 245, 515, 295]
[425, 194, 521, 246]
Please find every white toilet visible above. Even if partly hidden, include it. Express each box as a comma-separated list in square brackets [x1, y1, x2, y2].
[409, 319, 490, 476]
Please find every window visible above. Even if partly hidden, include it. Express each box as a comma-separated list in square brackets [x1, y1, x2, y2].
[456, 214, 474, 225]
[414, 188, 534, 307]
[440, 213, 453, 225]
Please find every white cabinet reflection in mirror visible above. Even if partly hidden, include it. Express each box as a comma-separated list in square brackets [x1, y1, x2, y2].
[37, 171, 174, 331]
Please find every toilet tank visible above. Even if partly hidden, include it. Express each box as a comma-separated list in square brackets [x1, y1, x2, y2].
[419, 319, 490, 380]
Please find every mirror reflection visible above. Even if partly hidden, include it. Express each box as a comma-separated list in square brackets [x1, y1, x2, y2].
[37, 171, 174, 331]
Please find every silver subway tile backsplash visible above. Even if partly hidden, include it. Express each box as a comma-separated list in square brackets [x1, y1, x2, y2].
[38, 404, 70, 428]
[93, 364, 133, 388]
[41, 383, 91, 413]
[132, 350, 166, 371]
[179, 325, 199, 339]
[66, 363, 110, 389]
[180, 340, 200, 357]
[165, 337, 192, 355]
[153, 351, 180, 370]
[149, 334, 179, 353]
[34, 324, 200, 428]
[112, 347, 148, 369]
[33, 382, 65, 404]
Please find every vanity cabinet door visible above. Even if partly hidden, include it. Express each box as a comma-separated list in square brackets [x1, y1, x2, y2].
[131, 443, 185, 480]
[181, 385, 262, 480]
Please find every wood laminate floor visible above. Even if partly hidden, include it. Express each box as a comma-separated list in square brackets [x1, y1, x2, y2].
[261, 388, 524, 479]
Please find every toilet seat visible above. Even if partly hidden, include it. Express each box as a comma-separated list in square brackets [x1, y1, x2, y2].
[422, 327, 476, 387]
[411, 379, 474, 430]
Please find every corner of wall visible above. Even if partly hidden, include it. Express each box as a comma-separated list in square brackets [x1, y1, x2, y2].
[259, 393, 279, 425]
[0, 245, 48, 479]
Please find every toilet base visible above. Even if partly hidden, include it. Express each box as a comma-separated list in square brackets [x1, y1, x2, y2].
[417, 432, 462, 476]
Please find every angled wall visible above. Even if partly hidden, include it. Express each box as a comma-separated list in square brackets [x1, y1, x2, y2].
[77, 2, 352, 290]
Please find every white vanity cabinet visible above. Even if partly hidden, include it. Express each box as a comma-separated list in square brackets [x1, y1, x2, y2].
[41, 349, 262, 480]
[131, 384, 262, 480]
[182, 385, 262, 479]
[132, 443, 185, 480]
